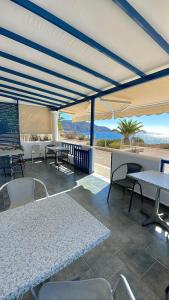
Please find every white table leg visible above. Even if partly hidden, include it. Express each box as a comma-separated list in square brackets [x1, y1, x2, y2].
[142, 188, 169, 231]
[54, 151, 62, 169]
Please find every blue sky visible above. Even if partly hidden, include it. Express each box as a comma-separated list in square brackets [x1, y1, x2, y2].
[95, 113, 169, 134]
[61, 112, 169, 134]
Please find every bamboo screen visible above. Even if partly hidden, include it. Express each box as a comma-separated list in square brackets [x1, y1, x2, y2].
[19, 104, 52, 134]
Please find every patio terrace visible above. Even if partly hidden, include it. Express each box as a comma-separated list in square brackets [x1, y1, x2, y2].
[1, 1, 169, 299]
[1, 160, 168, 300]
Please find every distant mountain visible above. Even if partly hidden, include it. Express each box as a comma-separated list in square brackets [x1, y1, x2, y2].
[62, 120, 112, 134]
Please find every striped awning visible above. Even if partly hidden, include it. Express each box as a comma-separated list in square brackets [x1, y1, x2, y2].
[0, 0, 169, 116]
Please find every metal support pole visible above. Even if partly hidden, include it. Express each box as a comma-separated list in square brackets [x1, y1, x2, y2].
[89, 98, 95, 173]
[17, 99, 21, 145]
[90, 98, 95, 146]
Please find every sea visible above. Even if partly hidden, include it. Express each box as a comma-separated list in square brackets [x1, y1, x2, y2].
[94, 132, 169, 145]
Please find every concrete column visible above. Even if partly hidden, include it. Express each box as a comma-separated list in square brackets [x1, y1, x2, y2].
[51, 110, 59, 141]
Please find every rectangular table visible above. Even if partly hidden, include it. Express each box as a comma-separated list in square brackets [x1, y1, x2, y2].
[129, 170, 169, 231]
[0, 193, 110, 300]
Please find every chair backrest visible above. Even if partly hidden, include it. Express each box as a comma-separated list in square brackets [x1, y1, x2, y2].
[0, 177, 48, 209]
[0, 156, 11, 169]
[112, 162, 143, 181]
[37, 274, 135, 300]
[113, 274, 136, 300]
[46, 146, 55, 154]
[32, 144, 42, 153]
[127, 163, 143, 174]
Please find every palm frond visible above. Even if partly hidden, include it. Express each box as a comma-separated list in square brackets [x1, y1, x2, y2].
[113, 119, 144, 139]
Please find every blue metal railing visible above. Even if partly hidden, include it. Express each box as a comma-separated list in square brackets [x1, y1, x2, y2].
[160, 159, 169, 172]
[61, 142, 92, 174]
[61, 142, 82, 156]
[74, 148, 91, 174]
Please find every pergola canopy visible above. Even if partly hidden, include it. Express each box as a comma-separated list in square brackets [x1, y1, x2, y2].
[0, 0, 169, 115]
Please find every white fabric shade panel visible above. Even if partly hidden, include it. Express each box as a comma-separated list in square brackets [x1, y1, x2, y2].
[0, 0, 168, 114]
[115, 102, 169, 118]
[113, 74, 169, 117]
[64, 99, 130, 122]
[63, 75, 169, 120]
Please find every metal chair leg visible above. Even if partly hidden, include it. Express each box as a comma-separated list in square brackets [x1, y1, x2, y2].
[3, 168, 6, 177]
[107, 181, 112, 204]
[138, 182, 143, 206]
[17, 294, 24, 300]
[165, 284, 169, 300]
[31, 288, 38, 300]
[128, 183, 135, 212]
[11, 167, 15, 179]
[129, 182, 143, 212]
[20, 164, 24, 177]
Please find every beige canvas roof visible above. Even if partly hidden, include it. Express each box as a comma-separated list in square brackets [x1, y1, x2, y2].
[62, 74, 169, 120]
[63, 97, 130, 121]
[113, 74, 169, 117]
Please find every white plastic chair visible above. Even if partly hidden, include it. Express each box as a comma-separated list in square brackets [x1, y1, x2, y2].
[31, 145, 43, 162]
[36, 274, 136, 300]
[0, 177, 48, 209]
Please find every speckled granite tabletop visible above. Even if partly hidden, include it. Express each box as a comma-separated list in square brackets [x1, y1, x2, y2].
[0, 193, 110, 300]
[0, 149, 23, 157]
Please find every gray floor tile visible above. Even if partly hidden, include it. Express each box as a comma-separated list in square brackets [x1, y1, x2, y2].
[146, 236, 169, 270]
[125, 222, 157, 249]
[142, 261, 169, 300]
[117, 243, 156, 276]
[89, 252, 127, 279]
[50, 257, 90, 282]
[84, 235, 128, 268]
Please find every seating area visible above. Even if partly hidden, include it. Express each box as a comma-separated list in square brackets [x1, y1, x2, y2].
[0, 160, 169, 299]
[111, 150, 169, 207]
[21, 141, 93, 174]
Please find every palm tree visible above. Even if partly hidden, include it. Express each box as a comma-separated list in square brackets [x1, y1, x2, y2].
[113, 119, 144, 144]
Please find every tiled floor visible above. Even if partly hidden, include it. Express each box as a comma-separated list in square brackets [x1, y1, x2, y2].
[0, 160, 169, 300]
